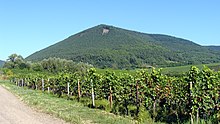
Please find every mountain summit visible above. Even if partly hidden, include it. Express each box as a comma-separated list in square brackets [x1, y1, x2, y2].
[26, 24, 220, 69]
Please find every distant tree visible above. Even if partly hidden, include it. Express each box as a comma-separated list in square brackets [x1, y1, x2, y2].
[4, 54, 25, 69]
[8, 54, 23, 62]
[31, 62, 43, 71]
[39, 57, 93, 73]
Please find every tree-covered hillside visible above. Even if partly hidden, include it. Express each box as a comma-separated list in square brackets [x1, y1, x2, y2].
[26, 24, 220, 69]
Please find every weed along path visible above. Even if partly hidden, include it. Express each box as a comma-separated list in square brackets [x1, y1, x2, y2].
[0, 86, 68, 124]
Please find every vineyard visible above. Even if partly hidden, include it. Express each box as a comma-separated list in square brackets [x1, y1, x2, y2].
[10, 66, 220, 123]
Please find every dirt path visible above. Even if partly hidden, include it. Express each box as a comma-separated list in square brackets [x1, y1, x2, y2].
[0, 86, 69, 124]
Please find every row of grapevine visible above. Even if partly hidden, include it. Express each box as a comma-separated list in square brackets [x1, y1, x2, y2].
[11, 66, 220, 123]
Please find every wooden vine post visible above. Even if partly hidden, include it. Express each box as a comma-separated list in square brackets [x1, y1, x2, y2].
[35, 78, 38, 90]
[77, 79, 81, 102]
[109, 85, 113, 109]
[136, 80, 140, 116]
[153, 99, 156, 120]
[47, 78, 50, 93]
[190, 81, 193, 124]
[67, 82, 70, 97]
[196, 108, 199, 124]
[91, 79, 95, 107]
[42, 78, 44, 91]
[24, 78, 26, 86]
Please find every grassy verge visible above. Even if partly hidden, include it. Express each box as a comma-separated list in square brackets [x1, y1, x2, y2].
[0, 80, 137, 124]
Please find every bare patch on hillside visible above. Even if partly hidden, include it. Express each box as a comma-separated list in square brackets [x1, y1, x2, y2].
[102, 28, 109, 35]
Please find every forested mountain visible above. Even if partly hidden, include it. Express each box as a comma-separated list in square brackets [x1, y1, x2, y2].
[0, 60, 5, 67]
[26, 24, 220, 69]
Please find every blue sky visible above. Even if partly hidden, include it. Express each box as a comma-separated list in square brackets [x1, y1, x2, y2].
[0, 0, 220, 60]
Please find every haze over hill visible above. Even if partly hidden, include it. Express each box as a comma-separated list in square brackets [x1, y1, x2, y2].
[206, 46, 220, 51]
[0, 60, 5, 67]
[26, 24, 220, 69]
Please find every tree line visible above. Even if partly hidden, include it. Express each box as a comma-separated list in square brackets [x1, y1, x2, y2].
[3, 54, 93, 73]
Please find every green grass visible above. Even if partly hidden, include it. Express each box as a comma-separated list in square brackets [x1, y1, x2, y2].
[0, 80, 137, 124]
